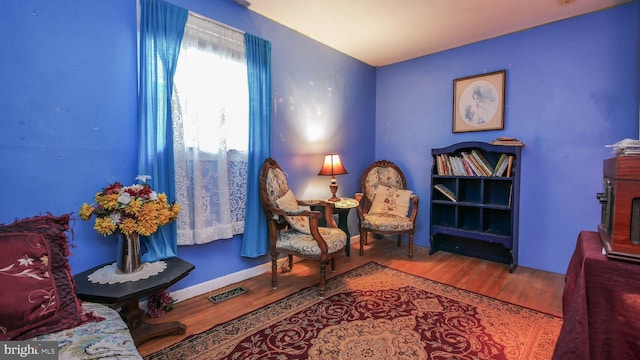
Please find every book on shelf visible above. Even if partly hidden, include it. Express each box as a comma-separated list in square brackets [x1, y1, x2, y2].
[444, 154, 455, 175]
[435, 154, 444, 175]
[446, 154, 464, 176]
[469, 153, 491, 176]
[461, 152, 482, 176]
[494, 155, 511, 177]
[453, 156, 468, 176]
[492, 153, 508, 176]
[440, 154, 450, 175]
[460, 156, 474, 176]
[436, 149, 514, 178]
[447, 155, 458, 175]
[471, 149, 493, 176]
[434, 184, 457, 202]
[490, 136, 524, 147]
[506, 155, 515, 177]
[436, 154, 450, 176]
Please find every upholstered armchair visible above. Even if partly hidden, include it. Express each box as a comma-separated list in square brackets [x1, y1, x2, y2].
[355, 160, 419, 257]
[259, 158, 347, 297]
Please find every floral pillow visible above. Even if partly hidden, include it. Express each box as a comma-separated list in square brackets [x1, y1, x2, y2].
[0, 214, 95, 340]
[275, 190, 311, 234]
[369, 185, 413, 218]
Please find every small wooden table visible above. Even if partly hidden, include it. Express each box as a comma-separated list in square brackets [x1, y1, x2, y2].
[74, 257, 195, 346]
[312, 197, 359, 256]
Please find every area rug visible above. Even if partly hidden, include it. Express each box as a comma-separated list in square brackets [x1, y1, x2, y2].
[145, 262, 562, 360]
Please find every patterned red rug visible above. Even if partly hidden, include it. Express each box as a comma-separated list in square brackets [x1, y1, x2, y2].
[146, 262, 562, 360]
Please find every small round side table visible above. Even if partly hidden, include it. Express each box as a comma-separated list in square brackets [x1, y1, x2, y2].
[313, 197, 359, 256]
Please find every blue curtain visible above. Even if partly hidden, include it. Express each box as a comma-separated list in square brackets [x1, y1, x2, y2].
[137, 0, 188, 262]
[241, 33, 272, 257]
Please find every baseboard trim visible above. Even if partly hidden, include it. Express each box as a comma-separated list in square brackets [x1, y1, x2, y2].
[169, 255, 307, 303]
[145, 235, 357, 308]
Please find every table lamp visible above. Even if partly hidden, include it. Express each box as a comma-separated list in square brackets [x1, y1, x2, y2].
[318, 154, 348, 202]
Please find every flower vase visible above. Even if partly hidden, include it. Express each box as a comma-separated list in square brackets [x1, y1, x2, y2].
[116, 233, 142, 274]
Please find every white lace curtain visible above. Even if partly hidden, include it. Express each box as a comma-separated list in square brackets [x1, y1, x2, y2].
[172, 14, 249, 245]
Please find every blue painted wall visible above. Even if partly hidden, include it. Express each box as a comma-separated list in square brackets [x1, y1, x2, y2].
[0, 0, 637, 294]
[0, 0, 375, 291]
[376, 2, 639, 274]
[0, 0, 140, 273]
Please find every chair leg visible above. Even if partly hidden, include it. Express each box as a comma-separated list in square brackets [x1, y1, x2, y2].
[408, 234, 414, 258]
[319, 261, 327, 297]
[280, 255, 293, 274]
[271, 255, 278, 289]
[359, 231, 367, 256]
[280, 260, 290, 273]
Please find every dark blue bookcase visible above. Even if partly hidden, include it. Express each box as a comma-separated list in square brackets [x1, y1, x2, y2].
[430, 141, 522, 272]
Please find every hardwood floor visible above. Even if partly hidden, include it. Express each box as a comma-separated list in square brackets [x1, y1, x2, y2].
[137, 236, 566, 357]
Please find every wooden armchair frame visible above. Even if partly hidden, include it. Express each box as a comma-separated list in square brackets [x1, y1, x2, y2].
[259, 158, 346, 296]
[354, 160, 419, 257]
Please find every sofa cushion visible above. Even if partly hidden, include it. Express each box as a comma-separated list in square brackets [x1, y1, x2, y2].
[28, 302, 142, 359]
[0, 214, 92, 340]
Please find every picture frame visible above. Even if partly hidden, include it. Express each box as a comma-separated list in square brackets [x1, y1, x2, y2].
[452, 70, 506, 133]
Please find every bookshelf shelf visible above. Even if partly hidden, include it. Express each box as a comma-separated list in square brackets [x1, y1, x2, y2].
[430, 141, 522, 272]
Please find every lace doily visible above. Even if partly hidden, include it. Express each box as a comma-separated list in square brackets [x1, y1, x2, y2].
[87, 261, 167, 284]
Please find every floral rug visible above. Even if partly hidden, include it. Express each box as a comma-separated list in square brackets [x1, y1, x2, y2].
[145, 262, 562, 360]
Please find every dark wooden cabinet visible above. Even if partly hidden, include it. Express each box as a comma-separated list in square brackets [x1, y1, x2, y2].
[598, 156, 640, 261]
[430, 141, 522, 272]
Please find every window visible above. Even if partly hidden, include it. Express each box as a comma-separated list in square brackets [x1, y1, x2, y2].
[172, 14, 249, 245]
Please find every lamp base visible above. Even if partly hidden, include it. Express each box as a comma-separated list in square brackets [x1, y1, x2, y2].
[328, 183, 340, 202]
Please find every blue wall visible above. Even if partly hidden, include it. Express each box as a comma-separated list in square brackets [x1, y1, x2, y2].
[0, 0, 637, 293]
[0, 0, 376, 291]
[376, 2, 639, 274]
[0, 0, 140, 272]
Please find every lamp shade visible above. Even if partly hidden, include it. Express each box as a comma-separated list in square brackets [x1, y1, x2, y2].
[318, 154, 348, 176]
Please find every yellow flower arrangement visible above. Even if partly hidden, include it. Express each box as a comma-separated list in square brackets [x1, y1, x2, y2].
[79, 176, 181, 237]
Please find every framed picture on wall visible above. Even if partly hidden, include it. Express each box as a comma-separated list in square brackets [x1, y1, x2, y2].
[452, 70, 506, 133]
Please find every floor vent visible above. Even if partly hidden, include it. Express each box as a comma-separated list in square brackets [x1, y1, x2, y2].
[208, 286, 247, 304]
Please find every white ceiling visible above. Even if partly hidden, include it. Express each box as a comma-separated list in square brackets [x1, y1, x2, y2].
[243, 0, 632, 67]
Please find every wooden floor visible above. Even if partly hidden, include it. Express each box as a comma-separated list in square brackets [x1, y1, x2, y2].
[138, 236, 566, 357]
